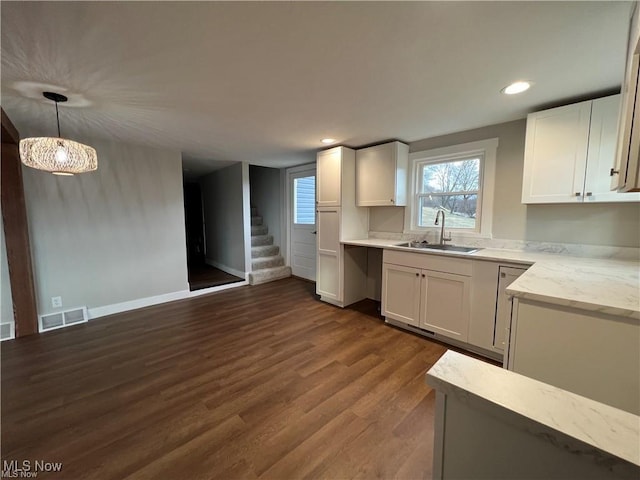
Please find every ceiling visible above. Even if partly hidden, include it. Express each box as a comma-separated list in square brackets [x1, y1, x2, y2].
[1, 1, 633, 177]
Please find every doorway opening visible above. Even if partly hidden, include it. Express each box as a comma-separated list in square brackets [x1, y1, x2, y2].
[183, 181, 243, 291]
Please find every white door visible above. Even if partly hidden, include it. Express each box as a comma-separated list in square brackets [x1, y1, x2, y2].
[288, 167, 317, 281]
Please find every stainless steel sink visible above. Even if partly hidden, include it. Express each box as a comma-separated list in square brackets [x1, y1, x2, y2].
[400, 241, 481, 254]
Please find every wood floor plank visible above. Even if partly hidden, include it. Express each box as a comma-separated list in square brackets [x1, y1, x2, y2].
[1, 277, 452, 479]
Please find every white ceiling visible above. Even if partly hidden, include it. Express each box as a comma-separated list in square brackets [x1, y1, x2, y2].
[1, 1, 633, 176]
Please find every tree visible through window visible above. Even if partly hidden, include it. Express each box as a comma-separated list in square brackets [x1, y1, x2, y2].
[417, 156, 482, 230]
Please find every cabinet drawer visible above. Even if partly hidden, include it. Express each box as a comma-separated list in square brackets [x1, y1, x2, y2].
[383, 249, 472, 276]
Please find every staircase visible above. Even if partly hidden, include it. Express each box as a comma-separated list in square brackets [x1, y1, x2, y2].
[248, 207, 291, 285]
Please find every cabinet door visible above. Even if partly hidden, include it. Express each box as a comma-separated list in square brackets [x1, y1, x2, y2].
[317, 148, 341, 206]
[381, 263, 421, 327]
[522, 102, 592, 204]
[356, 143, 397, 207]
[317, 208, 339, 255]
[316, 208, 341, 300]
[317, 253, 340, 301]
[421, 271, 470, 342]
[494, 266, 527, 352]
[612, 32, 640, 192]
[584, 95, 640, 202]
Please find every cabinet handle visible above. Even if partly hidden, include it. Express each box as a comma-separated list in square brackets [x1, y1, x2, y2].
[610, 168, 619, 176]
[574, 192, 581, 197]
[390, 199, 394, 203]
[422, 274, 426, 278]
[415, 273, 419, 277]
[500, 272, 506, 278]
[586, 192, 593, 196]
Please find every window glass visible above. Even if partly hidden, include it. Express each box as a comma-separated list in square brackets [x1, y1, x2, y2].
[294, 175, 316, 224]
[417, 157, 481, 230]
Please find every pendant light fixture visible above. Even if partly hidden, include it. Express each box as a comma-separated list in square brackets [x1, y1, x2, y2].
[19, 91, 97, 175]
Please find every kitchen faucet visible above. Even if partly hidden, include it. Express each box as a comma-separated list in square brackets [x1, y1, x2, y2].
[434, 208, 452, 245]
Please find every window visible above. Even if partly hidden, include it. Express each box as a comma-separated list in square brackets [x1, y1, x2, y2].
[418, 156, 481, 230]
[405, 138, 498, 237]
[293, 175, 316, 224]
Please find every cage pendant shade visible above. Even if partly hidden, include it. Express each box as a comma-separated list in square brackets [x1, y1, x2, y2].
[19, 91, 98, 175]
[20, 137, 97, 175]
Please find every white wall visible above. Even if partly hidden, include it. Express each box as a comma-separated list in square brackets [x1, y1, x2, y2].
[250, 165, 283, 249]
[200, 163, 246, 276]
[369, 119, 640, 247]
[22, 140, 189, 316]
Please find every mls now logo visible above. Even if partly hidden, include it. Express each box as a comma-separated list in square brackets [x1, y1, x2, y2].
[2, 459, 63, 478]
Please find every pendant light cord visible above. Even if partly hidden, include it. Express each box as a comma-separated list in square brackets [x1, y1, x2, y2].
[55, 100, 61, 137]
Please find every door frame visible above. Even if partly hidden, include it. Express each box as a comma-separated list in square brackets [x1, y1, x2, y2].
[285, 162, 317, 276]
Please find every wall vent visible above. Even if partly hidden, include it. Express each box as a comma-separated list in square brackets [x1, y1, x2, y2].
[39, 307, 88, 333]
[0, 323, 15, 341]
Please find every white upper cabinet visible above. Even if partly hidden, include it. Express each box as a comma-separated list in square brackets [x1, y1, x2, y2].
[317, 147, 344, 206]
[584, 96, 632, 202]
[356, 141, 409, 206]
[522, 100, 592, 204]
[612, 5, 640, 193]
[522, 94, 640, 204]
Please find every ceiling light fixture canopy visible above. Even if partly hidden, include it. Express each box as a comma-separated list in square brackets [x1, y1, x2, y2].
[19, 91, 97, 176]
[501, 81, 532, 95]
[321, 138, 336, 145]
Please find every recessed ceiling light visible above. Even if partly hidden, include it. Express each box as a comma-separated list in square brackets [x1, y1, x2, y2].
[321, 138, 336, 144]
[501, 81, 531, 95]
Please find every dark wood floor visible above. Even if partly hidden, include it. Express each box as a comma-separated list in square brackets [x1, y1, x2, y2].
[1, 278, 449, 479]
[188, 263, 244, 291]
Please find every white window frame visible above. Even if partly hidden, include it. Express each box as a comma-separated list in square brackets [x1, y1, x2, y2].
[404, 138, 498, 238]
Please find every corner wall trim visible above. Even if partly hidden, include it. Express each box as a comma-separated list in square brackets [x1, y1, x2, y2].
[205, 258, 246, 280]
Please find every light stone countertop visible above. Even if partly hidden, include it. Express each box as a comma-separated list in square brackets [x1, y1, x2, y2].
[341, 238, 408, 248]
[341, 238, 640, 319]
[426, 350, 640, 471]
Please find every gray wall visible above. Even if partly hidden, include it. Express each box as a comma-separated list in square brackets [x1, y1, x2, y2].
[370, 119, 640, 247]
[249, 165, 282, 249]
[200, 163, 246, 275]
[22, 139, 189, 316]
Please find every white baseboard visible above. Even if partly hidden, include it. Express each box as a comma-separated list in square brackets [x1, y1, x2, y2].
[88, 290, 191, 320]
[205, 258, 247, 279]
[187, 280, 249, 297]
[88, 279, 250, 320]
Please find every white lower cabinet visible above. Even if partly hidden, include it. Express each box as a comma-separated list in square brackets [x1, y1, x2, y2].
[316, 208, 341, 302]
[382, 250, 471, 343]
[467, 260, 530, 359]
[421, 270, 470, 342]
[493, 266, 527, 352]
[381, 264, 421, 327]
[317, 252, 340, 302]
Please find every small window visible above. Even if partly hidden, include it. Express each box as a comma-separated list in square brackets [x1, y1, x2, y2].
[294, 175, 316, 224]
[405, 138, 498, 237]
[417, 156, 481, 230]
